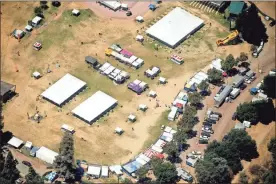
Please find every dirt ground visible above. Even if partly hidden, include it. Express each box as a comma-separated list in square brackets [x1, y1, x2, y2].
[1, 1, 275, 173]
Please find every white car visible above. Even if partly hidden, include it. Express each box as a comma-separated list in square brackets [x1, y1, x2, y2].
[245, 79, 252, 84]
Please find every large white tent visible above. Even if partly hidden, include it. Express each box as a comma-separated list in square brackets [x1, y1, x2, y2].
[72, 91, 117, 124]
[41, 73, 86, 106]
[146, 7, 204, 48]
[36, 146, 58, 164]
[8, 137, 24, 148]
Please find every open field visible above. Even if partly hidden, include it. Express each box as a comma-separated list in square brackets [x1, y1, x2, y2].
[1, 1, 274, 169]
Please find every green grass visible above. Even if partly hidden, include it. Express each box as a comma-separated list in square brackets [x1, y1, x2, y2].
[142, 110, 176, 149]
[208, 13, 230, 29]
[36, 9, 95, 50]
[59, 9, 96, 25]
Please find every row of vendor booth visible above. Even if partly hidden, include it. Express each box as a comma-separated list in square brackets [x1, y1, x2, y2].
[98, 62, 130, 84]
[105, 44, 144, 69]
[122, 126, 176, 176]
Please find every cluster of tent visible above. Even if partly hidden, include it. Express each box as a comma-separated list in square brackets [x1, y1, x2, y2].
[168, 91, 189, 121]
[105, 44, 144, 69]
[128, 79, 148, 95]
[184, 71, 208, 92]
[122, 126, 176, 176]
[99, 62, 130, 84]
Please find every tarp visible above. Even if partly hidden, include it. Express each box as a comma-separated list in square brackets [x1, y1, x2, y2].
[87, 165, 101, 177]
[109, 165, 122, 175]
[36, 146, 58, 164]
[123, 160, 142, 174]
[101, 166, 109, 177]
[120, 49, 133, 58]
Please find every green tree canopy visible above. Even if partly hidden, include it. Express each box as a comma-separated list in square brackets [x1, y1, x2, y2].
[197, 80, 209, 91]
[236, 102, 258, 122]
[0, 151, 20, 183]
[195, 157, 233, 184]
[268, 138, 276, 172]
[239, 171, 249, 184]
[26, 166, 44, 184]
[34, 7, 43, 14]
[261, 75, 276, 98]
[207, 68, 223, 85]
[177, 106, 198, 129]
[163, 142, 180, 163]
[188, 92, 203, 107]
[136, 166, 150, 183]
[221, 54, 237, 72]
[54, 132, 75, 182]
[153, 162, 178, 184]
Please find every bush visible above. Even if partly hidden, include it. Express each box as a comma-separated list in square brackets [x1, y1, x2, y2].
[34, 7, 43, 14]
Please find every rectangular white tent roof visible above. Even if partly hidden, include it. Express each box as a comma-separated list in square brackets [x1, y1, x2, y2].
[8, 137, 24, 148]
[146, 7, 204, 48]
[72, 91, 117, 124]
[87, 165, 101, 177]
[36, 146, 58, 164]
[41, 73, 86, 106]
[101, 166, 109, 177]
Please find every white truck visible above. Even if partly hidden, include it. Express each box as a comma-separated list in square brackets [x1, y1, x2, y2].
[252, 41, 264, 58]
[230, 88, 240, 99]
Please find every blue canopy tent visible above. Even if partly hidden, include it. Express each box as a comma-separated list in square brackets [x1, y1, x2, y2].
[149, 4, 156, 11]
[250, 87, 258, 95]
[122, 160, 142, 175]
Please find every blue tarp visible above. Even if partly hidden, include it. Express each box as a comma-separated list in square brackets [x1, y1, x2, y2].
[184, 83, 197, 92]
[30, 146, 39, 157]
[122, 160, 142, 175]
[45, 172, 57, 182]
[250, 88, 258, 94]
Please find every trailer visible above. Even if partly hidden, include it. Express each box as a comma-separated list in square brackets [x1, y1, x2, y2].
[214, 85, 233, 107]
[230, 88, 240, 99]
[232, 75, 244, 88]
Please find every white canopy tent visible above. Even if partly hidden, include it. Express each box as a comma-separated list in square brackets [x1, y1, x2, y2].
[101, 166, 109, 178]
[146, 7, 204, 48]
[109, 165, 123, 175]
[87, 165, 101, 178]
[136, 35, 144, 42]
[72, 91, 117, 124]
[139, 104, 148, 111]
[36, 146, 58, 164]
[136, 16, 144, 22]
[128, 114, 136, 122]
[8, 137, 24, 148]
[72, 9, 80, 16]
[149, 90, 157, 98]
[41, 73, 86, 106]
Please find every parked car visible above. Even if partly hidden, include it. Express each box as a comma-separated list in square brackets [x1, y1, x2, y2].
[202, 128, 214, 134]
[22, 161, 32, 167]
[205, 118, 217, 124]
[201, 131, 211, 137]
[212, 112, 222, 117]
[245, 78, 252, 84]
[203, 124, 212, 129]
[126, 11, 132, 16]
[203, 121, 213, 126]
[239, 83, 247, 90]
[270, 20, 275, 27]
[232, 112, 237, 120]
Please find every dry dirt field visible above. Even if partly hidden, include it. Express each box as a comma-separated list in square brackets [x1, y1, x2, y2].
[1, 1, 273, 168]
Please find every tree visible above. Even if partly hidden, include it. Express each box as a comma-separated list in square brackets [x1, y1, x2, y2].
[173, 129, 188, 151]
[207, 68, 223, 85]
[34, 7, 43, 15]
[239, 172, 249, 184]
[178, 106, 198, 129]
[188, 92, 203, 107]
[225, 129, 258, 161]
[236, 102, 258, 122]
[136, 166, 150, 183]
[221, 54, 236, 72]
[25, 166, 44, 184]
[197, 80, 209, 91]
[0, 151, 20, 183]
[239, 52, 249, 62]
[163, 142, 180, 163]
[236, 3, 268, 46]
[261, 75, 276, 98]
[153, 162, 178, 184]
[54, 132, 75, 182]
[195, 157, 233, 184]
[253, 99, 275, 124]
[268, 138, 276, 172]
[122, 178, 133, 184]
[249, 164, 265, 177]
[52, 1, 61, 7]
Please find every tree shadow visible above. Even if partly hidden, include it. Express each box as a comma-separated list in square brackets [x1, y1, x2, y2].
[254, 99, 276, 125]
[2, 131, 13, 144]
